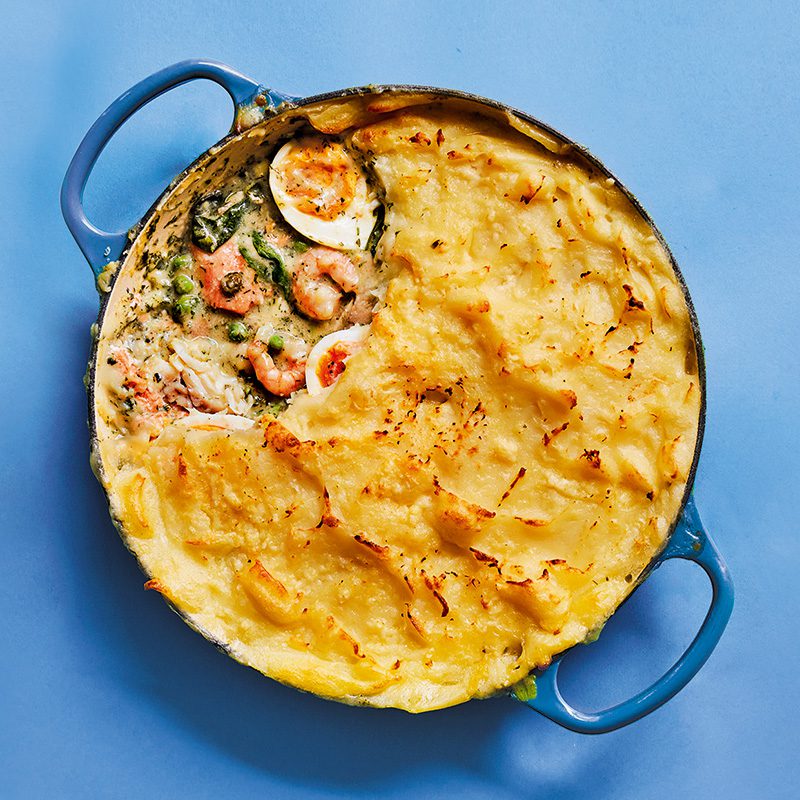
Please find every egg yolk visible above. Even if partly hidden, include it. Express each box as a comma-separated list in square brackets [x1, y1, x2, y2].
[317, 343, 353, 387]
[279, 139, 358, 221]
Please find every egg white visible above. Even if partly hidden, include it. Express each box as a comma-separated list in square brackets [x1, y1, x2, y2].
[305, 325, 370, 396]
[269, 137, 380, 250]
[173, 412, 255, 431]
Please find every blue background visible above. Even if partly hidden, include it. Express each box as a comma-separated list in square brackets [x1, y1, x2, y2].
[1, 1, 797, 797]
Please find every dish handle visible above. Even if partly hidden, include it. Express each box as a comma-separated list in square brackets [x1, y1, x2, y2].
[60, 59, 290, 275]
[514, 494, 733, 733]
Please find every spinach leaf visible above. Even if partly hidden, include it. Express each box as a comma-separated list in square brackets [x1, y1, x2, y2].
[238, 245, 271, 282]
[191, 192, 249, 253]
[366, 204, 386, 256]
[252, 231, 293, 301]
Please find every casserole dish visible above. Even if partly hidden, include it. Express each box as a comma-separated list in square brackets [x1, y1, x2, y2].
[61, 59, 733, 733]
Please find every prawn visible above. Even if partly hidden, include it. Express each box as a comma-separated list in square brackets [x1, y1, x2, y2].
[247, 336, 308, 397]
[192, 239, 264, 315]
[292, 247, 360, 321]
[111, 348, 163, 413]
[108, 347, 179, 435]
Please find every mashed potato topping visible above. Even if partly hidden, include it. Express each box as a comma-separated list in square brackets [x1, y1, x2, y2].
[95, 98, 700, 711]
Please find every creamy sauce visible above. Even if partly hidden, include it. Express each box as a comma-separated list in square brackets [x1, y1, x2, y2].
[100, 138, 383, 441]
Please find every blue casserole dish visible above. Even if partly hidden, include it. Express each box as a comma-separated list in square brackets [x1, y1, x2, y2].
[61, 59, 733, 733]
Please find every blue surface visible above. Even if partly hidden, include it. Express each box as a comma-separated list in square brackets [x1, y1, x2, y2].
[1, 1, 797, 796]
[60, 56, 735, 736]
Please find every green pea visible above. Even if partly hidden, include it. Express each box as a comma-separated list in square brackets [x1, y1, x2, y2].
[172, 294, 199, 321]
[169, 253, 191, 272]
[172, 273, 195, 295]
[227, 321, 249, 343]
[267, 334, 284, 352]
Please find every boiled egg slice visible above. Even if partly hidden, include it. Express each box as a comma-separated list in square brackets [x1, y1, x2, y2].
[305, 325, 370, 396]
[174, 412, 255, 431]
[269, 136, 380, 250]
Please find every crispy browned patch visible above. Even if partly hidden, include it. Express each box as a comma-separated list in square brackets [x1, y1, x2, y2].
[520, 175, 545, 204]
[331, 619, 365, 659]
[433, 475, 496, 546]
[353, 533, 389, 556]
[464, 401, 486, 429]
[144, 579, 165, 593]
[580, 449, 602, 469]
[499, 466, 527, 505]
[545, 559, 591, 574]
[543, 422, 569, 447]
[250, 560, 288, 595]
[318, 486, 340, 528]
[421, 571, 450, 617]
[439, 505, 494, 532]
[623, 283, 646, 311]
[409, 131, 431, 145]
[660, 435, 683, 480]
[436, 128, 445, 145]
[262, 421, 309, 456]
[513, 516, 547, 527]
[470, 548, 500, 569]
[560, 389, 578, 409]
[404, 604, 426, 640]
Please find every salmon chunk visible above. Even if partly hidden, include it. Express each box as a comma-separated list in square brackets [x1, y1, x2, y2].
[192, 239, 263, 315]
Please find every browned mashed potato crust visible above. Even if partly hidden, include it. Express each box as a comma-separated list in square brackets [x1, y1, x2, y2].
[95, 97, 700, 712]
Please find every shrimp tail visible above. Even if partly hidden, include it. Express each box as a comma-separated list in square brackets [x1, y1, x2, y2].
[292, 247, 361, 321]
[247, 341, 307, 397]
